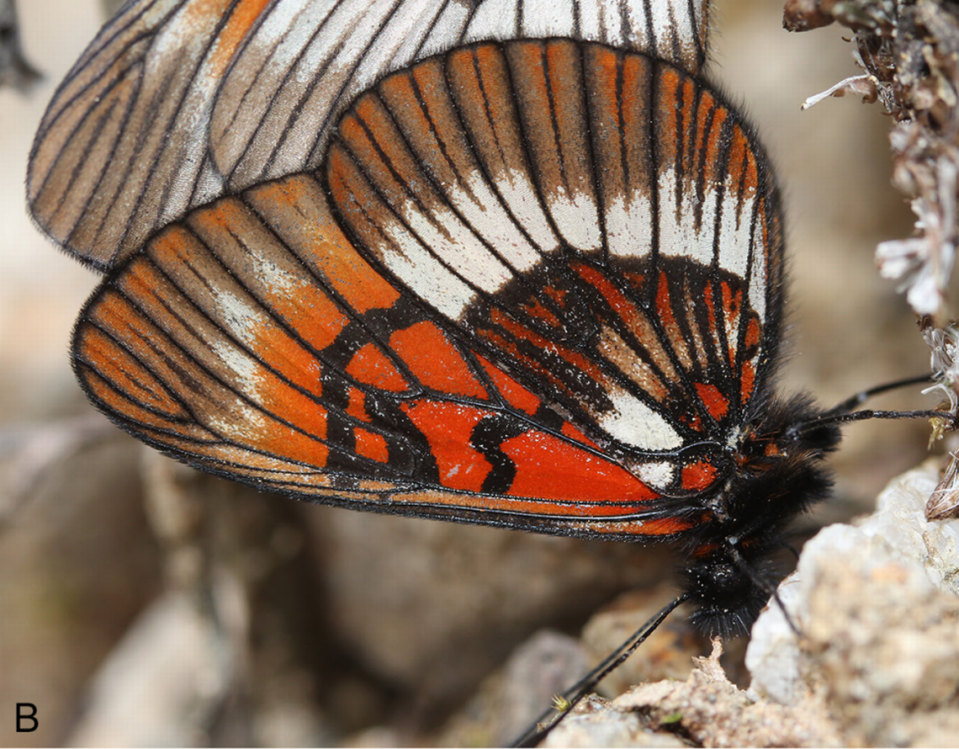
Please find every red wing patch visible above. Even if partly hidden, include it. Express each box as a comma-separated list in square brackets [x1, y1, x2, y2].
[681, 460, 720, 492]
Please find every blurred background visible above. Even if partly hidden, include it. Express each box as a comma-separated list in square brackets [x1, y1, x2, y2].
[0, 0, 946, 746]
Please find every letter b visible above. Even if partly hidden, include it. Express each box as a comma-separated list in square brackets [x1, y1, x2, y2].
[16, 703, 38, 732]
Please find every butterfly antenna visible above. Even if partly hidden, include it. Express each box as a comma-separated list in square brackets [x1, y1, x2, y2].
[788, 373, 956, 438]
[820, 374, 934, 417]
[510, 592, 690, 748]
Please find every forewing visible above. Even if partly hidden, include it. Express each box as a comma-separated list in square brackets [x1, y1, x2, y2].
[28, 0, 708, 269]
[73, 172, 692, 539]
[325, 40, 782, 469]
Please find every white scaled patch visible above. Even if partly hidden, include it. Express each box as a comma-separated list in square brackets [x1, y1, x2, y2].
[210, 0, 342, 176]
[243, 238, 300, 298]
[446, 173, 542, 272]
[605, 193, 653, 259]
[463, 0, 520, 42]
[656, 171, 711, 266]
[373, 221, 478, 320]
[749, 228, 767, 320]
[717, 195, 755, 280]
[190, 158, 226, 212]
[209, 401, 268, 443]
[459, 0, 702, 70]
[576, 0, 603, 44]
[211, 337, 262, 391]
[398, 200, 514, 293]
[521, 0, 574, 37]
[267, 0, 402, 178]
[594, 0, 625, 47]
[345, 0, 435, 95]
[622, 0, 652, 50]
[599, 389, 683, 450]
[548, 187, 601, 252]
[419, 1, 471, 58]
[636, 461, 676, 490]
[648, 0, 677, 44]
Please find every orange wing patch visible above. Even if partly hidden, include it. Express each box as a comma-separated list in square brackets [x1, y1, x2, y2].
[77, 304, 188, 421]
[346, 387, 371, 423]
[695, 383, 730, 422]
[186, 197, 353, 354]
[245, 176, 402, 315]
[741, 362, 757, 405]
[681, 460, 720, 492]
[66, 38, 786, 546]
[355, 428, 389, 463]
[346, 343, 409, 393]
[560, 422, 601, 449]
[390, 321, 488, 399]
[206, 0, 271, 78]
[501, 430, 657, 507]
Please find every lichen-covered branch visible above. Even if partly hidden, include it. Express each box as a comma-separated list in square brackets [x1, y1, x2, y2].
[784, 0, 959, 517]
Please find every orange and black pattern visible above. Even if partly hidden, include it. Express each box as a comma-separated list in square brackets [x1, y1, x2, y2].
[75, 170, 693, 538]
[68, 31, 783, 540]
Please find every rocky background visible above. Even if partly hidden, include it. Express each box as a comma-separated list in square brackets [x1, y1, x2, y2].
[0, 0, 952, 746]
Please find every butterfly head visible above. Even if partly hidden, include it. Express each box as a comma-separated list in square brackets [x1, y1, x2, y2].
[683, 394, 842, 637]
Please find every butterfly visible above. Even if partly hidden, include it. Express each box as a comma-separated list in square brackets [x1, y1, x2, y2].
[26, 0, 948, 740]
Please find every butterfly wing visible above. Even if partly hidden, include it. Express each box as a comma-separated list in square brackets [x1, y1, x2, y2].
[72, 39, 780, 538]
[28, 0, 708, 270]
